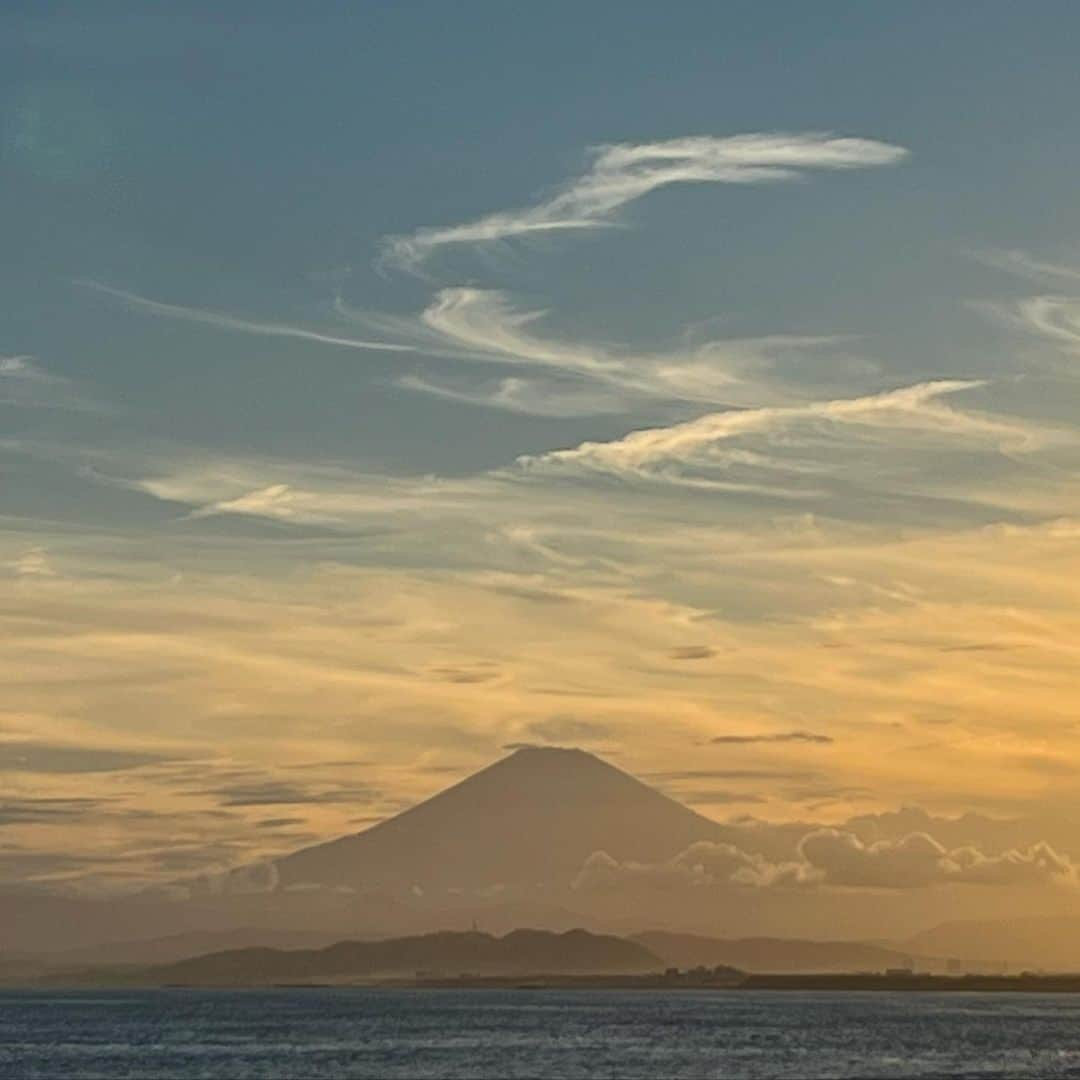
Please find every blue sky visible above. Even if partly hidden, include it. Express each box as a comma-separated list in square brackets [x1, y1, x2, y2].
[4, 4, 1080, 894]
[6, 3, 1080, 478]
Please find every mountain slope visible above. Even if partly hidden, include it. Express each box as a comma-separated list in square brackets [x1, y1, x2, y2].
[272, 746, 722, 893]
[634, 930, 942, 974]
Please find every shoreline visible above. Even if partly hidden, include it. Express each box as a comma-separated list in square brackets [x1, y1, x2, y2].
[14, 972, 1080, 994]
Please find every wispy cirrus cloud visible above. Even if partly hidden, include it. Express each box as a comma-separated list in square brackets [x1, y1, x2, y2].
[72, 134, 911, 422]
[518, 379, 1053, 485]
[75, 280, 416, 354]
[976, 249, 1080, 285]
[73, 372, 1064, 534]
[395, 373, 630, 418]
[352, 286, 861, 416]
[382, 133, 909, 270]
[974, 250, 1080, 361]
[1009, 295, 1080, 353]
[0, 355, 104, 412]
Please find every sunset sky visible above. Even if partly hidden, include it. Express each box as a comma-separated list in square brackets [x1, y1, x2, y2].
[4, 3, 1080, 896]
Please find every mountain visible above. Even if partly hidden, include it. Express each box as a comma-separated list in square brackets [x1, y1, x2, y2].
[123, 929, 661, 986]
[634, 930, 945, 974]
[12, 928, 347, 972]
[267, 746, 722, 895]
[906, 916, 1080, 972]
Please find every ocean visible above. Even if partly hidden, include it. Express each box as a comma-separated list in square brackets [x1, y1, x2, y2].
[3, 987, 1080, 1078]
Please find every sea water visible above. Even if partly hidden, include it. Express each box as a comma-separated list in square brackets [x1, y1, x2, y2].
[3, 987, 1080, 1078]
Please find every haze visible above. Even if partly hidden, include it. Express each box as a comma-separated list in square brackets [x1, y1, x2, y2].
[3, 5, 1080, 954]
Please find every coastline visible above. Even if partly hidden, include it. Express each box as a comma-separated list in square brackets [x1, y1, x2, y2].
[15, 971, 1080, 994]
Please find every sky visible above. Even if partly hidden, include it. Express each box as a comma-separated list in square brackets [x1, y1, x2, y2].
[4, 2, 1080, 898]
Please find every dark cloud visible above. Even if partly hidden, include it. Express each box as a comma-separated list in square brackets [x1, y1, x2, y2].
[430, 665, 500, 684]
[419, 763, 469, 774]
[487, 584, 575, 605]
[0, 797, 106, 825]
[939, 643, 1018, 653]
[282, 759, 371, 771]
[206, 780, 375, 807]
[1019, 754, 1076, 776]
[0, 739, 178, 774]
[679, 791, 766, 806]
[0, 850, 124, 879]
[531, 686, 619, 699]
[256, 817, 307, 829]
[652, 769, 815, 782]
[710, 730, 834, 745]
[783, 782, 874, 804]
[669, 645, 716, 660]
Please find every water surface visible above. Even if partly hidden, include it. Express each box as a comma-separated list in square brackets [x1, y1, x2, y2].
[3, 987, 1080, 1078]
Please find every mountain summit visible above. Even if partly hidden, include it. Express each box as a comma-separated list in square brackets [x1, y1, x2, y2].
[273, 746, 720, 895]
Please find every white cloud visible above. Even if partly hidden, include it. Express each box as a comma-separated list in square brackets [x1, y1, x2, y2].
[343, 285, 882, 419]
[396, 373, 630, 418]
[76, 280, 416, 354]
[976, 249, 1080, 285]
[0, 355, 102, 412]
[573, 831, 1077, 894]
[383, 133, 908, 270]
[798, 828, 1076, 889]
[1013, 295, 1080, 351]
[974, 252, 1080, 361]
[573, 841, 814, 892]
[9, 546, 55, 577]
[517, 379, 1052, 485]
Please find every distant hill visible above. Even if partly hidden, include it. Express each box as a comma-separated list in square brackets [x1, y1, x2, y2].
[267, 746, 723, 894]
[907, 916, 1080, 972]
[128, 928, 660, 985]
[634, 930, 944, 974]
[19, 928, 347, 971]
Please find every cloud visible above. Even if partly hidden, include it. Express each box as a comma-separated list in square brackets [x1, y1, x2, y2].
[383, 133, 908, 270]
[0, 797, 106, 825]
[573, 841, 813, 892]
[573, 830, 1077, 896]
[1010, 295, 1080, 353]
[396, 373, 629, 418]
[523, 717, 613, 744]
[0, 739, 177, 774]
[976, 249, 1080, 285]
[798, 828, 1076, 889]
[255, 817, 307, 829]
[711, 731, 834, 745]
[976, 257, 1080, 360]
[429, 663, 501, 684]
[669, 645, 716, 660]
[520, 379, 1012, 480]
[205, 779, 375, 807]
[9, 546, 55, 577]
[653, 769, 815, 782]
[187, 483, 328, 524]
[75, 280, 415, 354]
[353, 286, 869, 414]
[0, 355, 102, 412]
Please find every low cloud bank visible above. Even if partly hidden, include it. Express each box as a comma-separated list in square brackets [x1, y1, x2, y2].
[574, 830, 1076, 893]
